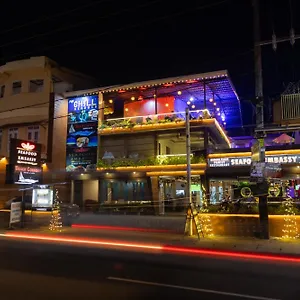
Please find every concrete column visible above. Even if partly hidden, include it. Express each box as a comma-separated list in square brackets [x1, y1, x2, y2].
[70, 180, 74, 204]
[159, 180, 165, 215]
[150, 176, 159, 215]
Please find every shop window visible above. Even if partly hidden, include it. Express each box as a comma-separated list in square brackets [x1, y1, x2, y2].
[12, 81, 22, 95]
[0, 85, 5, 98]
[28, 126, 39, 143]
[29, 79, 44, 92]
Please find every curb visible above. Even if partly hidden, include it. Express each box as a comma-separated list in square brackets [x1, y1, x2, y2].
[71, 224, 181, 234]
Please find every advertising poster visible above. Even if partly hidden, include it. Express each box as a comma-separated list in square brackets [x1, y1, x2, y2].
[66, 123, 98, 149]
[66, 95, 98, 172]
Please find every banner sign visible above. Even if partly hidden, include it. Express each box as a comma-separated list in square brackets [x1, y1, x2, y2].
[208, 154, 300, 167]
[66, 95, 99, 172]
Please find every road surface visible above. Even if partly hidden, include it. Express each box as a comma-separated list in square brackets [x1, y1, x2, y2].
[0, 236, 300, 300]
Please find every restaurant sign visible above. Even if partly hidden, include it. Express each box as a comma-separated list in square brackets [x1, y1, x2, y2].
[208, 154, 300, 167]
[10, 139, 42, 166]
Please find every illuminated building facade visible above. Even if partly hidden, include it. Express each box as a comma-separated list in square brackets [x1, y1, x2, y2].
[65, 70, 244, 212]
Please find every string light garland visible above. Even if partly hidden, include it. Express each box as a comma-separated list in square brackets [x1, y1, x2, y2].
[199, 184, 213, 237]
[49, 189, 63, 232]
[282, 195, 298, 239]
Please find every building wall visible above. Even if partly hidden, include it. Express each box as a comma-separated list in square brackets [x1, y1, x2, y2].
[0, 57, 94, 205]
[83, 180, 99, 202]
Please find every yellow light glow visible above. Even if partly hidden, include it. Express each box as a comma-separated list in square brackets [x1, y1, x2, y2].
[131, 96, 135, 101]
[146, 170, 205, 176]
[165, 103, 169, 107]
[191, 105, 195, 109]
[109, 99, 113, 104]
[187, 101, 191, 105]
[125, 108, 129, 112]
[177, 91, 182, 95]
[98, 163, 207, 173]
[208, 152, 251, 158]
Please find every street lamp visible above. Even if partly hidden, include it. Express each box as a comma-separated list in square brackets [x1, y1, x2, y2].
[185, 107, 192, 235]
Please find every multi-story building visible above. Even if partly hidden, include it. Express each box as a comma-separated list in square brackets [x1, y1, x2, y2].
[0, 56, 95, 206]
[64, 70, 243, 212]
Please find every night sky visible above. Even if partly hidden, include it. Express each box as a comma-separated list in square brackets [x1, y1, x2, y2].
[1, 0, 300, 128]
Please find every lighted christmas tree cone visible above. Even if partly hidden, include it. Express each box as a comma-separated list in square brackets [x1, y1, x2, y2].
[49, 189, 63, 232]
[199, 185, 213, 237]
[282, 197, 298, 239]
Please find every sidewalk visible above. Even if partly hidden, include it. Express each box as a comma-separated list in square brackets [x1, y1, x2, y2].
[7, 226, 300, 257]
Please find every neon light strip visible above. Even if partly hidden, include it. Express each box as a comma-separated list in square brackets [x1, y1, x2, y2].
[214, 119, 231, 147]
[106, 109, 210, 122]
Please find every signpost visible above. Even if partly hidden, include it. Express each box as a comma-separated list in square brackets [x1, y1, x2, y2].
[9, 202, 22, 228]
[251, 140, 269, 239]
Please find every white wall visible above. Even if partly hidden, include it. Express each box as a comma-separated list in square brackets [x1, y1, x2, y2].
[83, 180, 99, 201]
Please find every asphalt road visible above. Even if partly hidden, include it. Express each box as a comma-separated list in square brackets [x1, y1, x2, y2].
[0, 237, 300, 300]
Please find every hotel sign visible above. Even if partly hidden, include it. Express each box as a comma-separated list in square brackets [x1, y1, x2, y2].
[208, 154, 300, 167]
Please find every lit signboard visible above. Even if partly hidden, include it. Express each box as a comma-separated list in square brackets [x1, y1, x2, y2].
[32, 185, 54, 211]
[6, 165, 42, 185]
[10, 139, 41, 166]
[208, 154, 300, 167]
[66, 95, 99, 172]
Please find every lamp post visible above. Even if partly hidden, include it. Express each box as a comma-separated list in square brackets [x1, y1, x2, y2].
[185, 107, 192, 235]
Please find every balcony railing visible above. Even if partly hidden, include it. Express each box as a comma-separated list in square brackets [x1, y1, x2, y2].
[97, 154, 205, 169]
[98, 110, 212, 133]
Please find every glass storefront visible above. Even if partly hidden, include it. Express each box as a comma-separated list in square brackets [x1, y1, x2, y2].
[99, 179, 151, 203]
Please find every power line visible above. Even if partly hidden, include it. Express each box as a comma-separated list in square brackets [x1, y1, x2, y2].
[4, 0, 231, 61]
[0, 0, 111, 36]
[0, 0, 164, 49]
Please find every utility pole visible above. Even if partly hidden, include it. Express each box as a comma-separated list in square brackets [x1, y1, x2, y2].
[185, 107, 192, 236]
[252, 0, 269, 239]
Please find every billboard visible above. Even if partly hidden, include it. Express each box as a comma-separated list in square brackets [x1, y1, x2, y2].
[66, 95, 99, 172]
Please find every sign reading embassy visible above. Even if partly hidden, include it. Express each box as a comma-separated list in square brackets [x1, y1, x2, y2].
[208, 154, 300, 167]
[66, 95, 99, 172]
[6, 139, 42, 185]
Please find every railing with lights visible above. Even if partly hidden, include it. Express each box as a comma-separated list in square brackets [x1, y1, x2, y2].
[99, 109, 212, 130]
[97, 153, 205, 169]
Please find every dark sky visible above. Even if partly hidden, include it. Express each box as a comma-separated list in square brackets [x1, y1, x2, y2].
[0, 0, 299, 127]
